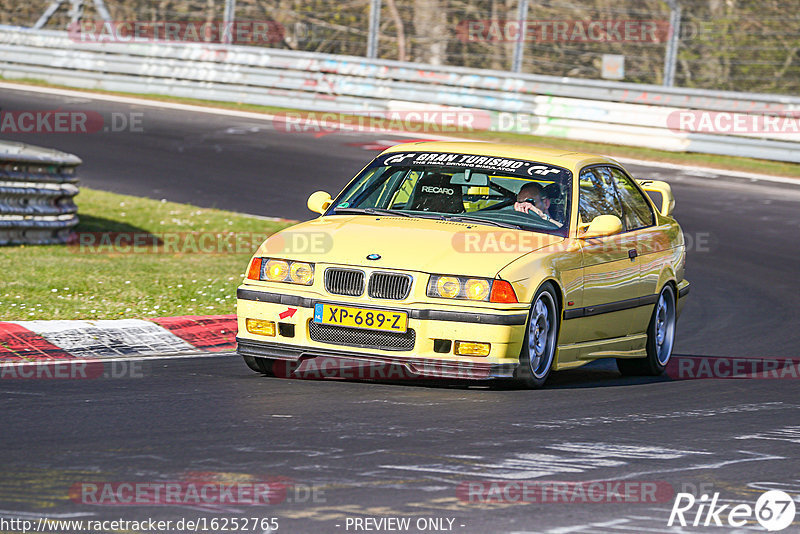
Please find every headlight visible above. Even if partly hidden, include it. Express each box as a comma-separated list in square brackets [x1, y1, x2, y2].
[464, 279, 490, 301]
[265, 259, 289, 281]
[436, 276, 461, 298]
[427, 275, 517, 303]
[246, 257, 314, 286]
[290, 262, 314, 284]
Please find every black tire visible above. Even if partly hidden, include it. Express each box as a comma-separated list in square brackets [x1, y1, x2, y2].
[617, 284, 677, 376]
[514, 283, 560, 389]
[241, 355, 276, 376]
[242, 355, 261, 373]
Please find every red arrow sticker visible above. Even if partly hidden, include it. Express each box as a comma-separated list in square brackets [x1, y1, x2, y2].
[279, 308, 297, 320]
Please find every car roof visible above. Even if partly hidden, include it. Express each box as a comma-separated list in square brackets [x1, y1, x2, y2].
[379, 141, 622, 171]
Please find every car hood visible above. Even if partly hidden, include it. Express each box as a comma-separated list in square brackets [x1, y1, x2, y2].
[256, 215, 564, 277]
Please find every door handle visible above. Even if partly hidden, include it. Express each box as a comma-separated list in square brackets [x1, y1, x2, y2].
[628, 249, 638, 260]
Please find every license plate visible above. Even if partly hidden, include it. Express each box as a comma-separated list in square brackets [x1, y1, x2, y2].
[313, 303, 408, 333]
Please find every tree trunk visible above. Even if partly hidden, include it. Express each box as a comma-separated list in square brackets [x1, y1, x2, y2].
[385, 0, 406, 61]
[413, 0, 447, 65]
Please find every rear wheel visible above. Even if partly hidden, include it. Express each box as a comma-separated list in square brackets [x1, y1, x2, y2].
[617, 284, 676, 376]
[242, 355, 276, 376]
[515, 284, 560, 389]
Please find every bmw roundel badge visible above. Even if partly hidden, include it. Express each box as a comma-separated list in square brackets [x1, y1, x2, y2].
[366, 253, 381, 260]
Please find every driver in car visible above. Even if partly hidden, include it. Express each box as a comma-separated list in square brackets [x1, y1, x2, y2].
[513, 182, 563, 227]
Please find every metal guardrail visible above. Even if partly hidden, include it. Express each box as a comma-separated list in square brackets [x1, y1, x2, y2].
[0, 140, 81, 245]
[1, 26, 799, 163]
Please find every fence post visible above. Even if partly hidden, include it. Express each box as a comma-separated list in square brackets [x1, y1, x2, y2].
[511, 0, 529, 73]
[223, 0, 236, 44]
[33, 0, 65, 29]
[367, 0, 382, 59]
[92, 0, 112, 23]
[33, 0, 111, 29]
[663, 0, 681, 86]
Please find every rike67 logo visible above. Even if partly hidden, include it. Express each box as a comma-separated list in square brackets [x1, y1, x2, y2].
[668, 490, 796, 531]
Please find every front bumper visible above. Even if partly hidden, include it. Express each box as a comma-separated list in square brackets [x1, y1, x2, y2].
[237, 337, 518, 379]
[677, 280, 690, 318]
[236, 287, 528, 380]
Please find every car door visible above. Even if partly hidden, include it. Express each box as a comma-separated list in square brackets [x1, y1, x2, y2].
[572, 166, 642, 343]
[607, 166, 662, 335]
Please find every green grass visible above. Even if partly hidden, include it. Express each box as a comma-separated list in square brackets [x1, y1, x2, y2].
[0, 188, 293, 320]
[4, 76, 800, 179]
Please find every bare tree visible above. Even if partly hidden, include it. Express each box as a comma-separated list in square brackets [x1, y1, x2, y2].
[385, 0, 407, 61]
[412, 0, 448, 65]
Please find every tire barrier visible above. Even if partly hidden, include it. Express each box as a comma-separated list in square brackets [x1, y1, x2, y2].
[0, 140, 81, 245]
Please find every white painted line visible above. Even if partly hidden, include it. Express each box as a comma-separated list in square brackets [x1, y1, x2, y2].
[3, 81, 798, 186]
[736, 426, 800, 444]
[0, 510, 94, 519]
[238, 213, 298, 223]
[589, 450, 785, 483]
[0, 81, 463, 142]
[618, 156, 800, 186]
[550, 442, 711, 459]
[14, 319, 195, 357]
[0, 81, 288, 122]
[546, 519, 632, 534]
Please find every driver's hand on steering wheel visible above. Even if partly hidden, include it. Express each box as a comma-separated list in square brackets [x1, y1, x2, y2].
[514, 200, 563, 227]
[514, 200, 547, 218]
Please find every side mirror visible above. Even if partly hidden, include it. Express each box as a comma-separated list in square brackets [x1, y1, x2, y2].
[580, 215, 623, 239]
[307, 191, 332, 215]
[636, 179, 675, 216]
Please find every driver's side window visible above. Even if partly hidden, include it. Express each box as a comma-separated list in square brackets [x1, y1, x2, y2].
[578, 167, 624, 225]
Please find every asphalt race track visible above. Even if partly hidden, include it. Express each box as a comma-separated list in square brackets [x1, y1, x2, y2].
[2, 86, 800, 533]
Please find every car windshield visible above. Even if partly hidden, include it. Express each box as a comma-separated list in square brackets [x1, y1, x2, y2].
[328, 151, 572, 236]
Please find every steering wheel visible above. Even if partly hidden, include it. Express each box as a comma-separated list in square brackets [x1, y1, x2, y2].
[473, 198, 515, 212]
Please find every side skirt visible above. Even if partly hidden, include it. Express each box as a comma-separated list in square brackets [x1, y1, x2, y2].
[556, 333, 648, 365]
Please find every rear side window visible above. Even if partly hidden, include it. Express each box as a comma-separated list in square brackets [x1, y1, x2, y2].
[578, 167, 623, 224]
[608, 167, 655, 230]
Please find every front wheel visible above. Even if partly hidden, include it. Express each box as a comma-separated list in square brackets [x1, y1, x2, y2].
[617, 284, 676, 376]
[242, 355, 276, 376]
[514, 284, 560, 389]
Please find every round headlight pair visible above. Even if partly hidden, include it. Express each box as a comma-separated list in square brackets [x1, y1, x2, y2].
[431, 276, 490, 301]
[263, 259, 314, 285]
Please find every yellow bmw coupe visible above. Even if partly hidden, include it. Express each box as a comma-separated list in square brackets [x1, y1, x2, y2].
[236, 142, 689, 388]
